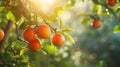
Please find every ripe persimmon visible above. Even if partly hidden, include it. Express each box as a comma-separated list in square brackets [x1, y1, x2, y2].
[92, 20, 102, 29]
[37, 24, 51, 39]
[24, 28, 37, 42]
[0, 29, 4, 41]
[52, 33, 65, 47]
[28, 39, 42, 52]
[108, 0, 116, 6]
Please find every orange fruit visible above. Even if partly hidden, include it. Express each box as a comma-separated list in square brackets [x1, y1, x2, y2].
[6, 0, 12, 10]
[28, 39, 42, 52]
[52, 33, 65, 47]
[0, 29, 4, 41]
[37, 24, 51, 39]
[24, 28, 37, 42]
[92, 20, 102, 29]
[108, 0, 116, 6]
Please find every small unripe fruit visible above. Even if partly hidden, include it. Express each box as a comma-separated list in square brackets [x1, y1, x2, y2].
[52, 33, 65, 47]
[24, 28, 37, 42]
[92, 20, 102, 29]
[0, 29, 4, 41]
[28, 39, 42, 52]
[37, 24, 51, 39]
[108, 0, 116, 6]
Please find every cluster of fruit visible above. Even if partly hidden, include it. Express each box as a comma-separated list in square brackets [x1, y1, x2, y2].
[23, 24, 65, 52]
[92, 0, 117, 29]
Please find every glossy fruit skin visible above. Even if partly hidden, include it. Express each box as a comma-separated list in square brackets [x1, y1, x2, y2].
[24, 28, 37, 42]
[37, 24, 51, 39]
[0, 29, 4, 41]
[93, 20, 102, 29]
[52, 33, 65, 47]
[108, 0, 116, 6]
[28, 39, 42, 52]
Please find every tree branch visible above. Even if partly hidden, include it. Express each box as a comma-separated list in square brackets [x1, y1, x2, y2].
[0, 20, 14, 51]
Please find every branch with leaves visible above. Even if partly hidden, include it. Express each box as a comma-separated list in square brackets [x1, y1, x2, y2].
[92, 0, 117, 18]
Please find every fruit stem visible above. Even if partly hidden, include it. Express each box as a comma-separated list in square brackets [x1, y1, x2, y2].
[41, 16, 57, 34]
[0, 20, 14, 52]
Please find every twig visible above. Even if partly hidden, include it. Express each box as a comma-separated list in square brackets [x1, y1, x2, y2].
[17, 37, 28, 43]
[15, 23, 28, 43]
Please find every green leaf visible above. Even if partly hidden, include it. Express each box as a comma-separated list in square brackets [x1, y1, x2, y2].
[62, 32, 75, 44]
[65, 4, 73, 10]
[43, 45, 57, 54]
[82, 18, 90, 26]
[45, 14, 58, 23]
[97, 5, 102, 14]
[92, 4, 102, 14]
[114, 4, 120, 12]
[20, 56, 29, 63]
[59, 18, 63, 29]
[6, 11, 15, 22]
[41, 49, 47, 55]
[20, 48, 28, 56]
[65, 0, 76, 10]
[0, 7, 4, 12]
[62, 28, 73, 32]
[37, 16, 43, 22]
[114, 25, 120, 33]
[96, 60, 106, 67]
[54, 6, 64, 17]
[77, 13, 89, 17]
